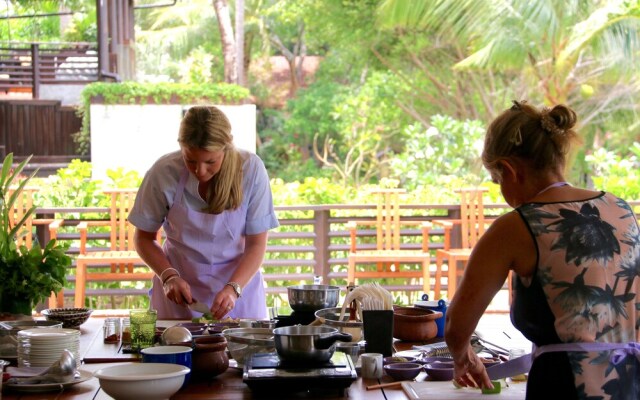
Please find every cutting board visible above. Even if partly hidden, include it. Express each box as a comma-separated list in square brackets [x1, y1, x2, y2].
[402, 381, 526, 399]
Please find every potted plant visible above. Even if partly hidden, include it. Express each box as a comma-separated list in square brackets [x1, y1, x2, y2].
[0, 153, 72, 316]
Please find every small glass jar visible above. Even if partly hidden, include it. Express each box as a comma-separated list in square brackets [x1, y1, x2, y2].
[103, 317, 121, 344]
[121, 317, 131, 344]
[509, 348, 527, 381]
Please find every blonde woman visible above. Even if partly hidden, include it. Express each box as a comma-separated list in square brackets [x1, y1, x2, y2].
[445, 101, 639, 399]
[130, 106, 279, 320]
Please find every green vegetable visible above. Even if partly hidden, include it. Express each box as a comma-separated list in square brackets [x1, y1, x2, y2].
[481, 381, 501, 394]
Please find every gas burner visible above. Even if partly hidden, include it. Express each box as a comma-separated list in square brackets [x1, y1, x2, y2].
[243, 352, 357, 393]
[274, 311, 317, 327]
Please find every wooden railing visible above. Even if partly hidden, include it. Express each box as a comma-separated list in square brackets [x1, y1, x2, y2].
[35, 200, 639, 308]
[34, 202, 508, 308]
[0, 42, 100, 97]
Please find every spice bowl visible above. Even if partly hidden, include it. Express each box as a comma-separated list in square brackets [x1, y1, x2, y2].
[383, 362, 423, 381]
[424, 360, 455, 381]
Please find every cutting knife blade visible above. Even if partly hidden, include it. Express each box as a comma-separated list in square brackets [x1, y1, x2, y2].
[486, 354, 532, 380]
[188, 301, 210, 314]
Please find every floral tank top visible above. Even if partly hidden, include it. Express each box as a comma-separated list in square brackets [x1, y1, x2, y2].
[514, 192, 639, 399]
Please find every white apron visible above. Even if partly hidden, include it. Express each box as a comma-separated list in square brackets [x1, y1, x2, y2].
[151, 169, 267, 319]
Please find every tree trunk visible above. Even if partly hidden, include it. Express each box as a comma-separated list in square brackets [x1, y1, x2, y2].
[235, 0, 245, 87]
[213, 0, 238, 84]
[269, 21, 306, 96]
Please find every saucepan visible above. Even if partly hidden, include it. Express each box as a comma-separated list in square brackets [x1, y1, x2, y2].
[287, 284, 340, 312]
[273, 326, 352, 363]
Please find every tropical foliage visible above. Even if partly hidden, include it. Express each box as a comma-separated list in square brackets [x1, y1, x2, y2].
[0, 154, 71, 312]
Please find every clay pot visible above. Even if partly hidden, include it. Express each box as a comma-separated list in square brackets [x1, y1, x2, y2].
[392, 306, 442, 342]
[192, 335, 229, 379]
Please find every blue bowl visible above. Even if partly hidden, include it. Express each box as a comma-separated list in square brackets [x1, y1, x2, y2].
[141, 345, 193, 386]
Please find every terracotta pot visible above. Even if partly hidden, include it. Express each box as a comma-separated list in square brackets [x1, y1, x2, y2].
[392, 306, 442, 342]
[192, 335, 229, 379]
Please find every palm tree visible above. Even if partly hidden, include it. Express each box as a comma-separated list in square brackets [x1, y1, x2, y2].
[376, 0, 640, 176]
[377, 0, 640, 116]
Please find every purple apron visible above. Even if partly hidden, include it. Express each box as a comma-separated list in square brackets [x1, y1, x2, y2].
[151, 169, 267, 319]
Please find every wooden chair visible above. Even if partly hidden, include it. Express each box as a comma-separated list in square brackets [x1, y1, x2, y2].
[8, 187, 65, 308]
[73, 189, 155, 308]
[346, 188, 432, 295]
[432, 187, 498, 300]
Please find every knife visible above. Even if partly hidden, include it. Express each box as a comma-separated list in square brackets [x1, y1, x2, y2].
[188, 300, 211, 315]
[486, 353, 532, 380]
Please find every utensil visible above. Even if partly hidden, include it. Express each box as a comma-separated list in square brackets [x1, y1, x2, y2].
[273, 325, 352, 363]
[486, 353, 532, 380]
[366, 380, 406, 390]
[8, 349, 76, 384]
[188, 301, 210, 315]
[287, 284, 340, 312]
[160, 326, 193, 345]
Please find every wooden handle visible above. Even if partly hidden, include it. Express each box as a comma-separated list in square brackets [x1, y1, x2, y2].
[366, 381, 404, 390]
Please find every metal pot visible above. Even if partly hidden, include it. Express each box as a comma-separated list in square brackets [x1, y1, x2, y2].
[287, 285, 340, 312]
[314, 307, 363, 342]
[273, 326, 352, 363]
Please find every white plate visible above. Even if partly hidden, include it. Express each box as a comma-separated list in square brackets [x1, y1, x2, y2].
[4, 369, 93, 393]
[18, 328, 80, 337]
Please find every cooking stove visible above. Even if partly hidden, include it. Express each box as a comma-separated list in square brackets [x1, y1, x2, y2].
[242, 351, 357, 393]
[274, 311, 317, 327]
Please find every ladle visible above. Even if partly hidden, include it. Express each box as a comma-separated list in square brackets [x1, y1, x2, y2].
[8, 349, 77, 385]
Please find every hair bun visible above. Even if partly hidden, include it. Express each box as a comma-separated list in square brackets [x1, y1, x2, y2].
[543, 104, 577, 135]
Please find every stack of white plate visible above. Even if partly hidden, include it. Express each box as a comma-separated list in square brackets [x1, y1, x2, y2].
[17, 328, 80, 368]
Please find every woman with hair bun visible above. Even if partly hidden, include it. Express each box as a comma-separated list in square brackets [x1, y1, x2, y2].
[445, 101, 639, 399]
[129, 106, 279, 320]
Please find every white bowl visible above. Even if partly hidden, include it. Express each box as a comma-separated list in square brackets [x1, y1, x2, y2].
[94, 363, 190, 400]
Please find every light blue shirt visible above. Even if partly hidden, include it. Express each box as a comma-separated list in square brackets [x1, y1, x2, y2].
[129, 149, 279, 235]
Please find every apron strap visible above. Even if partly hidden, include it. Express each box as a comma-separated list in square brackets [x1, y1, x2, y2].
[534, 341, 640, 366]
[486, 342, 639, 380]
[174, 168, 189, 205]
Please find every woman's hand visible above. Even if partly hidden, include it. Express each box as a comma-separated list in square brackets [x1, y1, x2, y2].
[210, 285, 237, 320]
[453, 346, 494, 390]
[162, 276, 192, 306]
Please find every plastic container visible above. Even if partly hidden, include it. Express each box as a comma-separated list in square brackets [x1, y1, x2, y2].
[415, 295, 448, 338]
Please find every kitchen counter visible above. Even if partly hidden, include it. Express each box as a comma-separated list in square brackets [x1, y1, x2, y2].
[2, 315, 528, 399]
[1, 317, 399, 399]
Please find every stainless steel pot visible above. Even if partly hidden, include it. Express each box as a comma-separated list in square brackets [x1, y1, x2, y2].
[287, 284, 340, 312]
[314, 307, 363, 342]
[273, 326, 352, 363]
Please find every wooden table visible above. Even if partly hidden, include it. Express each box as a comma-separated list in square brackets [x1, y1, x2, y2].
[2, 317, 413, 400]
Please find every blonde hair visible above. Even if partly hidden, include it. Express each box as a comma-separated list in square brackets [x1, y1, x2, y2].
[178, 106, 243, 214]
[482, 100, 581, 178]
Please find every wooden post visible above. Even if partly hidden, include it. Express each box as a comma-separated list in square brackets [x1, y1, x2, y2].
[30, 44, 40, 99]
[313, 209, 330, 284]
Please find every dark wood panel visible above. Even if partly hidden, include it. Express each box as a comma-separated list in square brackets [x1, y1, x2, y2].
[0, 100, 82, 158]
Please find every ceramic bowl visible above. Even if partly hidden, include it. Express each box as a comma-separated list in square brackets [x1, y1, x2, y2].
[383, 362, 423, 381]
[416, 355, 453, 365]
[41, 308, 93, 329]
[176, 322, 208, 335]
[424, 360, 455, 381]
[383, 355, 417, 365]
[392, 306, 442, 342]
[208, 321, 240, 334]
[192, 335, 229, 379]
[94, 363, 190, 400]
